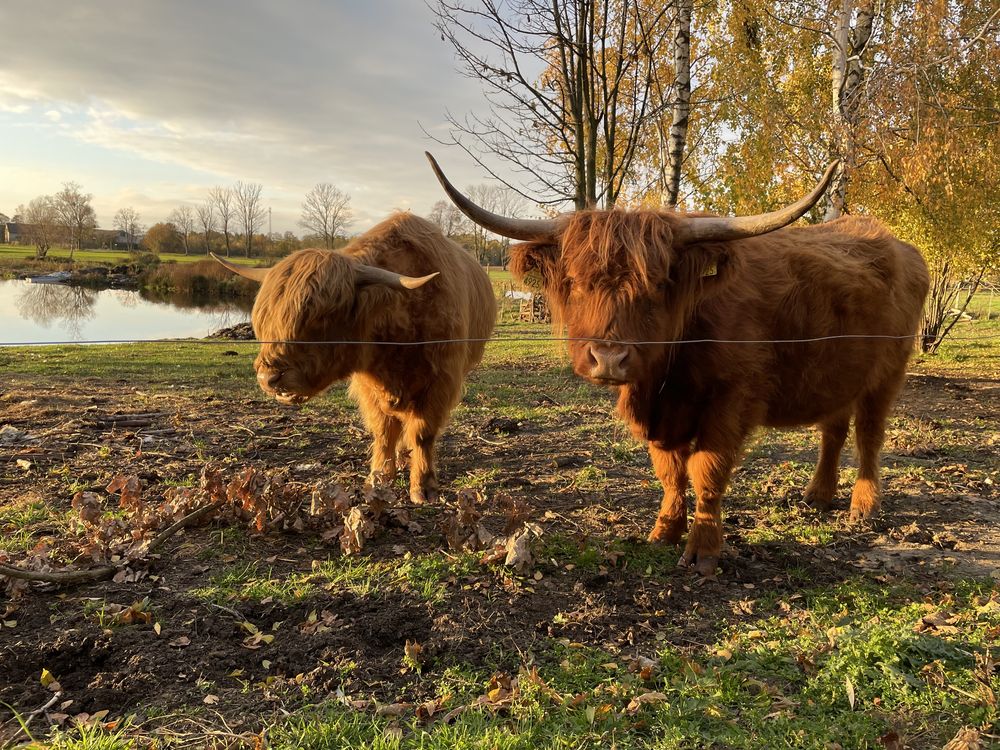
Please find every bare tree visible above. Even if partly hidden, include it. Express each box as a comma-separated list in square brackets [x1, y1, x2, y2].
[431, 0, 671, 209]
[427, 200, 469, 238]
[113, 207, 142, 251]
[464, 183, 524, 264]
[17, 196, 61, 259]
[233, 181, 266, 258]
[208, 186, 236, 257]
[168, 205, 197, 255]
[54, 182, 97, 258]
[196, 201, 216, 253]
[299, 183, 353, 249]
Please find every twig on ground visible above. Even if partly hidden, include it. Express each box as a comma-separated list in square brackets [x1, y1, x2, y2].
[0, 690, 62, 744]
[0, 501, 223, 585]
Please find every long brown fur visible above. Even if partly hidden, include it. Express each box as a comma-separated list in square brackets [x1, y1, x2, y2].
[511, 210, 929, 576]
[249, 212, 496, 502]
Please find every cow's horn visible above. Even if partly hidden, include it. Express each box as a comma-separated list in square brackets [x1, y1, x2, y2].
[673, 161, 841, 246]
[210, 252, 270, 282]
[354, 263, 439, 290]
[425, 152, 558, 241]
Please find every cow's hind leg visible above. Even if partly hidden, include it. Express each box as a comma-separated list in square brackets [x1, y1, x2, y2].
[803, 411, 851, 510]
[850, 378, 901, 521]
[647, 442, 690, 544]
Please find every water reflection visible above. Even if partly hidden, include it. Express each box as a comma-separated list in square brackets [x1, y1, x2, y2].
[16, 284, 98, 340]
[2, 279, 251, 344]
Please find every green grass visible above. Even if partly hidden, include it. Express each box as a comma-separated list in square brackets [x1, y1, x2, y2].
[46, 578, 998, 749]
[0, 496, 70, 552]
[0, 244, 265, 266]
[191, 552, 482, 606]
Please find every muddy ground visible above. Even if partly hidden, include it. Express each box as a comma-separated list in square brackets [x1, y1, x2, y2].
[0, 360, 997, 743]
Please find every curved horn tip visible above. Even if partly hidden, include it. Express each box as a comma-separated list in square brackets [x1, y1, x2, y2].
[210, 252, 269, 282]
[401, 271, 439, 290]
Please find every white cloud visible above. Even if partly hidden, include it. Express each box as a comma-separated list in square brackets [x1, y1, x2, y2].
[0, 1, 512, 232]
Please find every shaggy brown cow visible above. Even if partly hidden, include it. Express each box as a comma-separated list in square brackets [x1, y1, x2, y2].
[427, 152, 929, 576]
[212, 212, 496, 503]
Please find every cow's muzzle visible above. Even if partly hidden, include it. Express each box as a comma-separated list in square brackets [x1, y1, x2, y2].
[256, 367, 311, 405]
[584, 343, 631, 383]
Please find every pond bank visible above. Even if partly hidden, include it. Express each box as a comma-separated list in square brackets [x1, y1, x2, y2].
[0, 252, 258, 301]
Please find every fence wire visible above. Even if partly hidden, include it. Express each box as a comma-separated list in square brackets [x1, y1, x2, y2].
[1, 332, 998, 348]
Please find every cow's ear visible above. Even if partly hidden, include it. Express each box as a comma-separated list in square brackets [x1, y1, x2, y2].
[509, 242, 559, 290]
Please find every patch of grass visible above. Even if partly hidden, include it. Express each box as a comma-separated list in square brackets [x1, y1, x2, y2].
[192, 561, 318, 604]
[0, 495, 68, 552]
[452, 468, 501, 491]
[262, 578, 999, 749]
[401, 553, 479, 602]
[572, 464, 608, 491]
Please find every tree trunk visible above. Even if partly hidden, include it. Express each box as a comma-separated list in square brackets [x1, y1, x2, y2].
[928, 266, 987, 353]
[664, 0, 692, 208]
[825, 0, 874, 221]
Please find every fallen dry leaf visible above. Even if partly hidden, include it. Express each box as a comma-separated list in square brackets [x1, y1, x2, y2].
[375, 702, 412, 717]
[626, 691, 668, 715]
[942, 727, 982, 750]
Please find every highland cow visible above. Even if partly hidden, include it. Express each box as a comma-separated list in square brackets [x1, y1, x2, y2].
[428, 152, 929, 576]
[213, 212, 496, 503]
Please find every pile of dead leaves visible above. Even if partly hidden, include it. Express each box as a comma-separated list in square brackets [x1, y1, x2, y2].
[0, 464, 418, 595]
[440, 489, 542, 573]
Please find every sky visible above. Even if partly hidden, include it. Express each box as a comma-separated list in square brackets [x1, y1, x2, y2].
[0, 1, 506, 235]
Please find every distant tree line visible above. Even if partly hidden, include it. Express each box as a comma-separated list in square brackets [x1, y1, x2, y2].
[3, 180, 357, 261]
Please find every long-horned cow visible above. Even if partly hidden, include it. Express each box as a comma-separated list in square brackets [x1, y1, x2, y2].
[427, 152, 929, 576]
[213, 212, 496, 503]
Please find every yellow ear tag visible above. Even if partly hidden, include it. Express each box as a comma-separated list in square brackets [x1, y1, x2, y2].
[522, 269, 544, 290]
[702, 261, 718, 278]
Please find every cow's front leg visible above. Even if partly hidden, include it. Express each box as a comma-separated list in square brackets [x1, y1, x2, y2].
[369, 416, 403, 486]
[356, 388, 403, 485]
[647, 442, 690, 544]
[404, 419, 439, 504]
[679, 437, 742, 578]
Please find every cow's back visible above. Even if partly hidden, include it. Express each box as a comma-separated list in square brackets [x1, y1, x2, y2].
[344, 213, 495, 373]
[695, 216, 928, 427]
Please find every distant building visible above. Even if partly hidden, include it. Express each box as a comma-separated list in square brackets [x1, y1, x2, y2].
[2, 222, 141, 249]
[2, 222, 25, 244]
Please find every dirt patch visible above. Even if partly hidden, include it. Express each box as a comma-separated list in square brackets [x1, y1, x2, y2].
[1, 364, 997, 737]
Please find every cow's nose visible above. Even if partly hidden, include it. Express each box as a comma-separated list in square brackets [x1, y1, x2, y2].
[587, 344, 629, 381]
[257, 369, 282, 390]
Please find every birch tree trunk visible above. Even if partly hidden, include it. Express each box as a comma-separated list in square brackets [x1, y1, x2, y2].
[825, 0, 875, 221]
[664, 0, 692, 207]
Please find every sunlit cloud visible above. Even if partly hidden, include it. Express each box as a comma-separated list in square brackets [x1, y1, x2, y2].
[0, 1, 501, 233]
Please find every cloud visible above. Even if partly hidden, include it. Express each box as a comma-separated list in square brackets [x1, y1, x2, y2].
[0, 1, 510, 231]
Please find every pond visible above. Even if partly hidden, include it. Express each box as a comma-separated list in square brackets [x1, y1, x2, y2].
[0, 279, 252, 345]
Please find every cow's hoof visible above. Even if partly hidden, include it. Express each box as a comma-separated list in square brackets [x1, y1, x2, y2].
[803, 484, 835, 511]
[678, 550, 719, 579]
[848, 505, 878, 523]
[411, 487, 439, 505]
[647, 517, 685, 545]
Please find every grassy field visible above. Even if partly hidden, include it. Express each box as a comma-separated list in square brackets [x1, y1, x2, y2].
[0, 245, 266, 268]
[0, 313, 997, 748]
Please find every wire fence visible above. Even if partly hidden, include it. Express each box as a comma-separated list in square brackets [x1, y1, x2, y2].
[2, 332, 999, 348]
